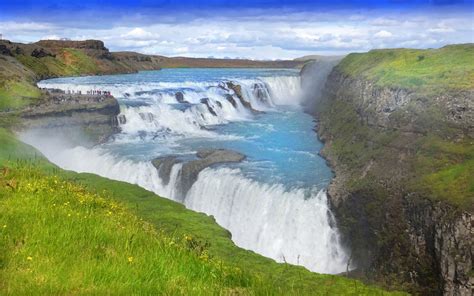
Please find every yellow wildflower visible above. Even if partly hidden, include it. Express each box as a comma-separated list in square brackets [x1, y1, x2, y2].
[2, 225, 6, 228]
[26, 256, 33, 261]
[128, 256, 134, 263]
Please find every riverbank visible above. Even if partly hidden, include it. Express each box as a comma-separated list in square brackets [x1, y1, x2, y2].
[303, 44, 473, 295]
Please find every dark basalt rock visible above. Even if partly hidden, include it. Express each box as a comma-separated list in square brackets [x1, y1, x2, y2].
[225, 94, 237, 108]
[175, 91, 190, 104]
[0, 44, 12, 56]
[200, 98, 217, 116]
[31, 48, 54, 58]
[152, 156, 183, 185]
[152, 149, 246, 200]
[117, 114, 127, 125]
[226, 82, 261, 114]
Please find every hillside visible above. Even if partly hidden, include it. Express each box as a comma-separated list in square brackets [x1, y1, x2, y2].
[304, 44, 473, 294]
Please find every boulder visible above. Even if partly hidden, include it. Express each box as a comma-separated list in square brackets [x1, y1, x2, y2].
[152, 156, 182, 185]
[152, 149, 246, 200]
[226, 82, 261, 113]
[200, 98, 217, 116]
[175, 91, 189, 104]
[225, 94, 237, 108]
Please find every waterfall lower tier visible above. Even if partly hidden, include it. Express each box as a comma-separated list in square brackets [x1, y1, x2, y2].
[186, 167, 348, 274]
[17, 138, 349, 274]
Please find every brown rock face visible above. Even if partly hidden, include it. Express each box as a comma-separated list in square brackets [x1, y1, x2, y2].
[226, 82, 261, 113]
[20, 90, 121, 144]
[36, 39, 108, 51]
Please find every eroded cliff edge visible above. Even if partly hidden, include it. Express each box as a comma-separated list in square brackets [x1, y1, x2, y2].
[303, 44, 473, 295]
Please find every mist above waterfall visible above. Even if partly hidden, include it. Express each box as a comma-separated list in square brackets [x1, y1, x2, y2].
[26, 68, 350, 274]
[299, 57, 343, 114]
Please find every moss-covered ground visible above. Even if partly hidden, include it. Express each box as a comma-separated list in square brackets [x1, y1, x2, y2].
[338, 44, 474, 92]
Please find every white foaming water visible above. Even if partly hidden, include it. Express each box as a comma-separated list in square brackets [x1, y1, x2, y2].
[40, 76, 300, 137]
[20, 136, 348, 274]
[261, 76, 303, 105]
[186, 167, 348, 274]
[31, 69, 349, 274]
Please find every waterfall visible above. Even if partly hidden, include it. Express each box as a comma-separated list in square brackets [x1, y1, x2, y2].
[186, 167, 348, 274]
[29, 70, 350, 274]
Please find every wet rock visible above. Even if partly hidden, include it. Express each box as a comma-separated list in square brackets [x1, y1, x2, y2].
[151, 156, 182, 185]
[175, 91, 190, 104]
[117, 114, 126, 125]
[19, 90, 121, 144]
[152, 149, 246, 200]
[200, 98, 217, 116]
[139, 112, 154, 122]
[226, 82, 260, 114]
[179, 149, 245, 198]
[225, 94, 237, 108]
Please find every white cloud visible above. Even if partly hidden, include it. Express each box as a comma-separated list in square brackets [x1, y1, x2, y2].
[2, 9, 473, 59]
[41, 34, 61, 40]
[121, 27, 156, 40]
[374, 30, 393, 38]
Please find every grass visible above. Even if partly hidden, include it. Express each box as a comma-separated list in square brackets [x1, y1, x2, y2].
[0, 165, 258, 295]
[16, 49, 100, 78]
[0, 47, 102, 112]
[413, 136, 474, 210]
[56, 48, 100, 75]
[0, 129, 404, 294]
[0, 78, 41, 111]
[337, 44, 474, 92]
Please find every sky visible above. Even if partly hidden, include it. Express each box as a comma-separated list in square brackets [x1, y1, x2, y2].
[0, 1, 473, 60]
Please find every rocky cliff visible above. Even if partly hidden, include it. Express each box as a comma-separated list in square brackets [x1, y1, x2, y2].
[304, 44, 473, 295]
[19, 89, 120, 144]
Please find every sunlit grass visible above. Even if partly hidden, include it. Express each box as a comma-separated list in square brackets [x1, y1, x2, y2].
[0, 165, 260, 294]
[413, 136, 474, 210]
[338, 44, 474, 92]
[0, 78, 41, 111]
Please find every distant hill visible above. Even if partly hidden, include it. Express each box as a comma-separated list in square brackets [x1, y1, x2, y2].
[294, 54, 345, 62]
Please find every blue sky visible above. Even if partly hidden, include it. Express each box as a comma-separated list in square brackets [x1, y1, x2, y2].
[1, 1, 473, 59]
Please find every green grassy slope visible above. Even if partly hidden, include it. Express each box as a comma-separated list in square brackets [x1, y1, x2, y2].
[331, 44, 474, 210]
[338, 44, 474, 92]
[0, 55, 42, 111]
[0, 129, 402, 295]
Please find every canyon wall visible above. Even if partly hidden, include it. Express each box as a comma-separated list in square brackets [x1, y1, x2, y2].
[303, 45, 473, 295]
